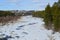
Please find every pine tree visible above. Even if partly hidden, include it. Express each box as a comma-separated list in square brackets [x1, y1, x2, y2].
[44, 4, 52, 29]
[52, 0, 60, 32]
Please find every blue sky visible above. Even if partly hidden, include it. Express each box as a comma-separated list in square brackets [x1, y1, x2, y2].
[0, 0, 58, 10]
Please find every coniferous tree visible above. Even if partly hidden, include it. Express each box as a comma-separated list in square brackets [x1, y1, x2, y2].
[52, 0, 60, 31]
[44, 4, 53, 29]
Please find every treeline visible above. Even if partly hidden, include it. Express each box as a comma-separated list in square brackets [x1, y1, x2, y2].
[0, 11, 15, 17]
[32, 11, 45, 18]
[0, 10, 21, 25]
[32, 0, 60, 32]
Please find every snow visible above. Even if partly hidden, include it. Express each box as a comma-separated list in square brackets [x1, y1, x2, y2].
[0, 15, 60, 40]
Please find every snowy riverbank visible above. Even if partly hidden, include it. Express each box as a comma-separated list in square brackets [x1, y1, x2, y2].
[0, 15, 60, 40]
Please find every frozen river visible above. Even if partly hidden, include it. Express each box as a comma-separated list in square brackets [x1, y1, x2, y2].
[0, 15, 60, 40]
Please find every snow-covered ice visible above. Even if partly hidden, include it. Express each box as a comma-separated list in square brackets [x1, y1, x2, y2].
[0, 15, 60, 40]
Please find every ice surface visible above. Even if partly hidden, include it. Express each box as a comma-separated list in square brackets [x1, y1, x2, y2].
[0, 15, 60, 40]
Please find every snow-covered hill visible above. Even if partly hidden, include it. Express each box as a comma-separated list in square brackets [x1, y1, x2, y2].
[0, 15, 60, 40]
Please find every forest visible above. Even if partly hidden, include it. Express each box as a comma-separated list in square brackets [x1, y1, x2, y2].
[32, 0, 60, 32]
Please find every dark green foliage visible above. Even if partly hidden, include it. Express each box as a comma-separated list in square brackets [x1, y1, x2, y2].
[0, 11, 15, 17]
[32, 11, 45, 18]
[52, 1, 60, 32]
[44, 4, 53, 26]
[32, 0, 60, 32]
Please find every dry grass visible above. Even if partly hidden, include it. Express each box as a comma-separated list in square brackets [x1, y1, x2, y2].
[0, 16, 21, 26]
